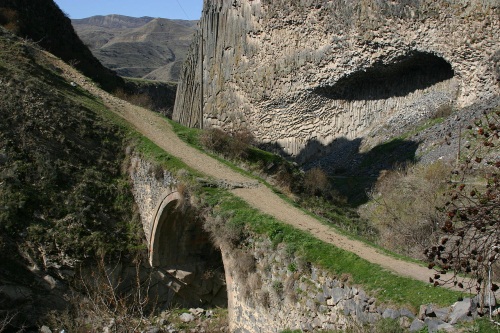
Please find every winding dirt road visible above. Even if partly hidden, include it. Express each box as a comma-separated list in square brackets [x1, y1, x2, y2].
[47, 51, 465, 289]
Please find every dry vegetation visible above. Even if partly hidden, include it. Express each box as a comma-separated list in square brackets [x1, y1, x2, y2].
[199, 127, 255, 160]
[361, 161, 452, 258]
[114, 88, 154, 110]
[426, 110, 500, 293]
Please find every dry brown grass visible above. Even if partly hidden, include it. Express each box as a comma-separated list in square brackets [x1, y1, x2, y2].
[44, 256, 157, 332]
[233, 249, 256, 279]
[362, 161, 452, 258]
[114, 88, 153, 109]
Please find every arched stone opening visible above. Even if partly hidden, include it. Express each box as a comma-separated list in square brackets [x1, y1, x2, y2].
[149, 192, 227, 308]
[313, 51, 455, 101]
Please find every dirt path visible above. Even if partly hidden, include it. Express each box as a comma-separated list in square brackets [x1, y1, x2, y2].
[49, 52, 464, 289]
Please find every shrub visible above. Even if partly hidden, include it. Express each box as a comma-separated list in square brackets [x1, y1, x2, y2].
[45, 256, 156, 332]
[426, 110, 500, 294]
[199, 128, 231, 154]
[274, 164, 296, 192]
[303, 167, 330, 196]
[199, 127, 255, 160]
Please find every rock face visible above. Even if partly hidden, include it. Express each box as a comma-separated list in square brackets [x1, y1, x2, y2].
[173, 0, 499, 164]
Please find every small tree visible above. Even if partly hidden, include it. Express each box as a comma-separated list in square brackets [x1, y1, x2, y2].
[426, 110, 500, 294]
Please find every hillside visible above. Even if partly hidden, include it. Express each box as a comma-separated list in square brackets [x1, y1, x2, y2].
[72, 15, 198, 82]
[0, 26, 139, 329]
[0, 0, 124, 92]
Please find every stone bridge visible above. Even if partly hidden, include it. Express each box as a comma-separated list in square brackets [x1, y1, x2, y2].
[128, 154, 479, 332]
[129, 155, 226, 307]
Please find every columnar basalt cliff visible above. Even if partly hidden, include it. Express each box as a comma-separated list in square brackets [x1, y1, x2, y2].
[173, 0, 499, 163]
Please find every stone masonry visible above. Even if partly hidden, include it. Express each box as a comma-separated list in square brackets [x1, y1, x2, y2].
[223, 236, 492, 333]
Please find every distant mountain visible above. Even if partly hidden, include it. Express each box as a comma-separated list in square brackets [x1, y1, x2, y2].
[72, 15, 198, 82]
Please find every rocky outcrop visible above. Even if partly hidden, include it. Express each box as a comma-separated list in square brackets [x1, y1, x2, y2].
[173, 0, 499, 163]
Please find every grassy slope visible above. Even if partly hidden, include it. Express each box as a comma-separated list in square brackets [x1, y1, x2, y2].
[0, 30, 140, 260]
[164, 119, 466, 309]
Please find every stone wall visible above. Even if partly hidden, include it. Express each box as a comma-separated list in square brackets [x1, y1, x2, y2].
[173, 0, 499, 163]
[128, 156, 495, 330]
[128, 154, 178, 243]
[221, 235, 486, 333]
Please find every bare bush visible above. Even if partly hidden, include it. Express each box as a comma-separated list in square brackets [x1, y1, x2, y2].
[230, 128, 254, 159]
[199, 127, 254, 160]
[0, 311, 17, 332]
[45, 255, 156, 332]
[303, 167, 330, 196]
[426, 110, 500, 294]
[363, 161, 452, 258]
[203, 212, 246, 248]
[199, 128, 230, 154]
[273, 164, 298, 194]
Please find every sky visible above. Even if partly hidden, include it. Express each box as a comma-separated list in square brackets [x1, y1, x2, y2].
[53, 0, 203, 20]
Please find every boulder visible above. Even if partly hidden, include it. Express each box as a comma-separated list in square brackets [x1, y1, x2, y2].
[179, 313, 195, 323]
[449, 298, 475, 324]
[409, 319, 425, 332]
[40, 326, 52, 333]
[382, 308, 400, 320]
[425, 317, 453, 333]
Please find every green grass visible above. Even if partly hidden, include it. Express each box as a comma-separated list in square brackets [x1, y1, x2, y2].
[133, 135, 201, 176]
[169, 120, 203, 149]
[202, 187, 464, 310]
[399, 117, 445, 141]
[51, 73, 200, 179]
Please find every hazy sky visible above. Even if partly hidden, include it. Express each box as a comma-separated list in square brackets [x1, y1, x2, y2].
[53, 0, 203, 20]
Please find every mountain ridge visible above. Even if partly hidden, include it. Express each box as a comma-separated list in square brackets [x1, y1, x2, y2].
[72, 14, 198, 82]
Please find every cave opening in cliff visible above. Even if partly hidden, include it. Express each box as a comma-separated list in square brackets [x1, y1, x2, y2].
[153, 199, 227, 308]
[312, 51, 454, 101]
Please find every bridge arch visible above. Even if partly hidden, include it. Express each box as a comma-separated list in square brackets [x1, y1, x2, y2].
[149, 190, 182, 267]
[148, 189, 227, 307]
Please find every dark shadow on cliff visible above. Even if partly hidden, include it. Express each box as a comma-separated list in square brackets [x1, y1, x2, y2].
[312, 51, 454, 101]
[264, 137, 420, 207]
